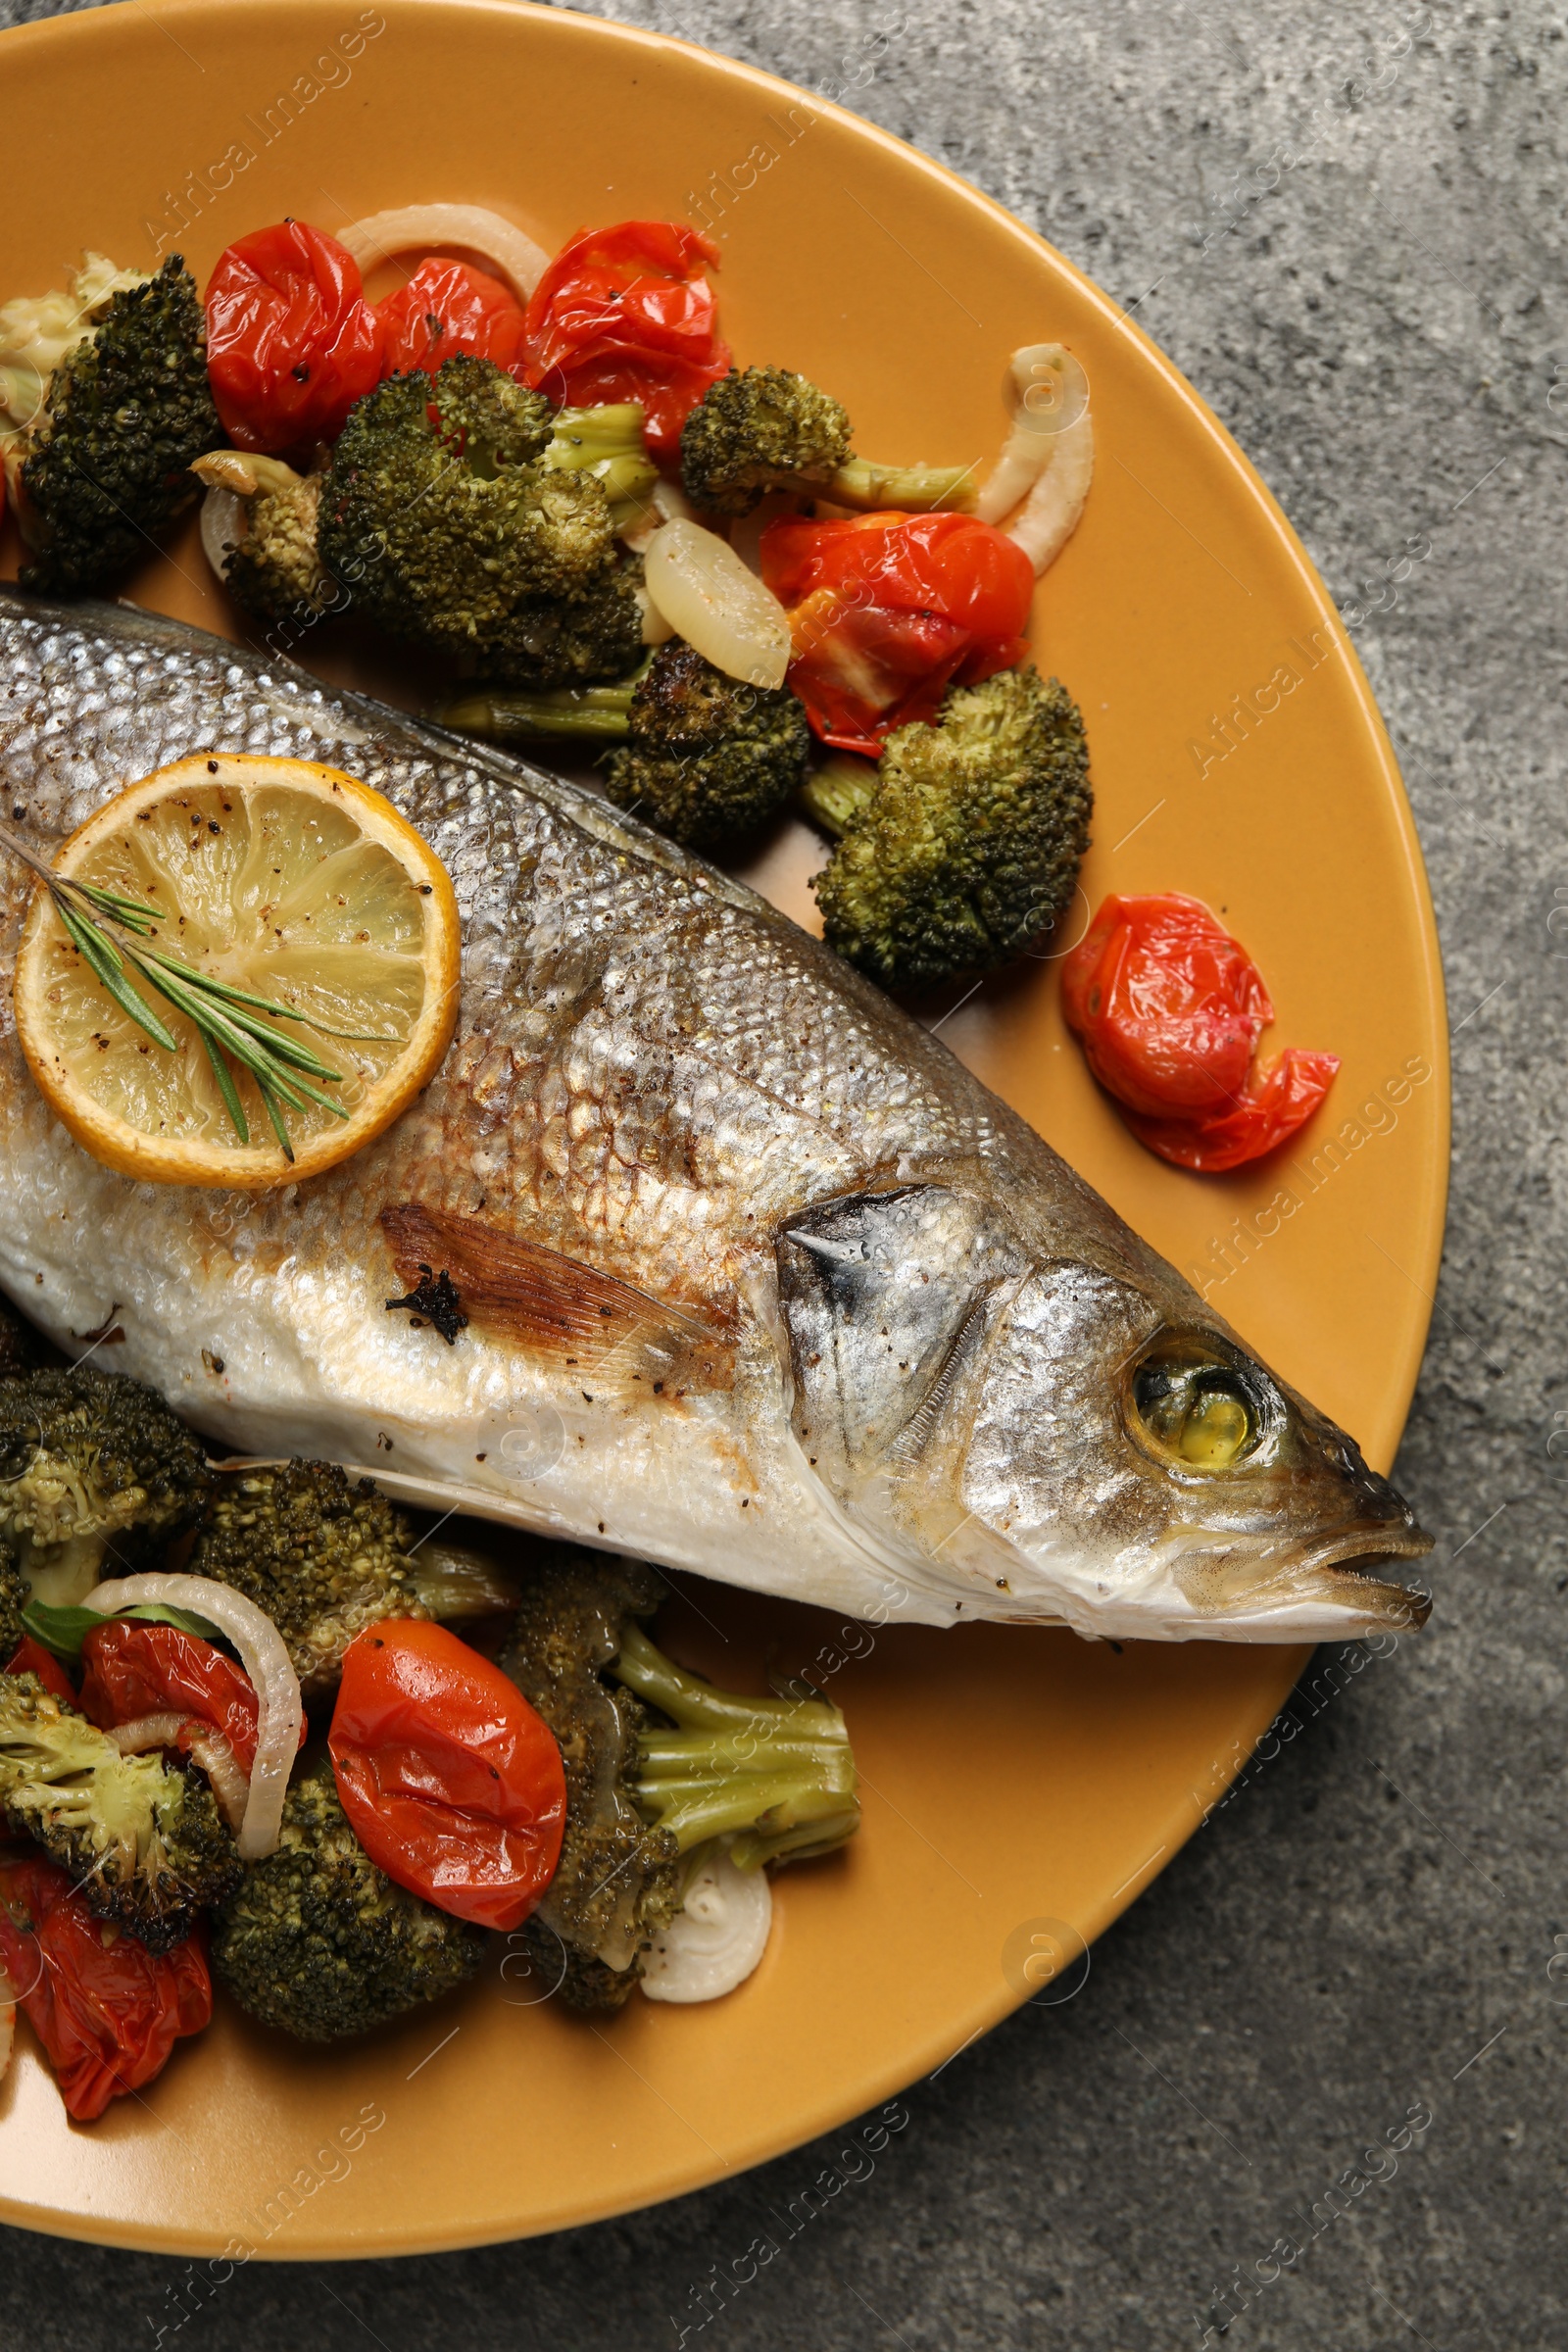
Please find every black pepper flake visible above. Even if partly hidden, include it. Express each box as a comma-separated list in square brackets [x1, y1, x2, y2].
[385, 1262, 468, 1345]
[206, 760, 219, 773]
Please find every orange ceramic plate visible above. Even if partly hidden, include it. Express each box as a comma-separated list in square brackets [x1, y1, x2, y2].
[0, 0, 1446, 2258]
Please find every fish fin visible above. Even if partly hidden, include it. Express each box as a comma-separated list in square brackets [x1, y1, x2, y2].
[378, 1203, 732, 1377]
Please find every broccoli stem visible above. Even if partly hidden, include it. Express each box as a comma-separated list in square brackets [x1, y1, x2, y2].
[612, 1622, 858, 1869]
[829, 458, 977, 514]
[431, 675, 642, 744]
[543, 404, 660, 531]
[410, 1541, 520, 1619]
[800, 755, 879, 839]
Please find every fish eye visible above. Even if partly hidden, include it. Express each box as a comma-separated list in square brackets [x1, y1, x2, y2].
[1127, 1344, 1264, 1472]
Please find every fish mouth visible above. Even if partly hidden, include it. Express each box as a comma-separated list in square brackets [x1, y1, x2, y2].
[1162, 1520, 1434, 1642]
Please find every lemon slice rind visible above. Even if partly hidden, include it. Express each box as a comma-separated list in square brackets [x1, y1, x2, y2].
[15, 754, 461, 1192]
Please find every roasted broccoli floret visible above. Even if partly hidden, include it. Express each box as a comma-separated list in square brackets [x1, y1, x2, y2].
[17, 255, 221, 595]
[192, 450, 334, 625]
[0, 253, 151, 433]
[0, 1671, 239, 1951]
[318, 355, 642, 685]
[805, 664, 1093, 989]
[680, 365, 975, 517]
[436, 638, 811, 847]
[212, 1766, 484, 2040]
[0, 1365, 213, 1609]
[500, 1546, 858, 2012]
[187, 1459, 518, 1697]
[488, 561, 646, 688]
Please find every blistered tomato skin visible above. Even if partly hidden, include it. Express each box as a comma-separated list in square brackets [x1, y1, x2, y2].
[78, 1618, 302, 1778]
[377, 257, 528, 379]
[1062, 893, 1339, 1173]
[1060, 893, 1273, 1117]
[759, 512, 1035, 754]
[206, 220, 384, 454]
[522, 220, 730, 460]
[0, 1856, 211, 2123]
[329, 1620, 566, 1933]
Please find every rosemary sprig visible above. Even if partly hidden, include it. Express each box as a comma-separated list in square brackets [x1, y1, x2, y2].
[0, 814, 368, 1164]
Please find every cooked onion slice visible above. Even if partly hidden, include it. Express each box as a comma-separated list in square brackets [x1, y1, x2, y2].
[106, 1712, 190, 1753]
[977, 344, 1094, 575]
[337, 205, 549, 304]
[620, 476, 700, 555]
[177, 1724, 250, 1838]
[641, 1846, 773, 2003]
[198, 484, 247, 580]
[82, 1575, 301, 1861]
[642, 517, 793, 688]
[107, 1712, 251, 1838]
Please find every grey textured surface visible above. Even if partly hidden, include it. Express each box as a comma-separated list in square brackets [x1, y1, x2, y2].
[1, 1, 1563, 2346]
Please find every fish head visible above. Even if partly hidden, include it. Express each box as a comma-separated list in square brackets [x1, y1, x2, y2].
[776, 1185, 1432, 1642]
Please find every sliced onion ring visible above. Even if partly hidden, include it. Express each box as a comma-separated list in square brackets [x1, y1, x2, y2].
[337, 205, 549, 304]
[107, 1713, 251, 1838]
[106, 1712, 190, 1753]
[82, 1575, 301, 1861]
[199, 484, 247, 581]
[642, 517, 793, 688]
[641, 1845, 772, 2004]
[177, 1725, 250, 1838]
[977, 344, 1094, 575]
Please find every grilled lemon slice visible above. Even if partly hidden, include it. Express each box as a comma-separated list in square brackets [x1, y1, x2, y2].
[15, 754, 460, 1190]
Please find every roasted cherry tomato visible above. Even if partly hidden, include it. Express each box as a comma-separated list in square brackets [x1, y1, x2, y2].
[0, 1857, 211, 2123]
[78, 1618, 297, 1778]
[1119, 1044, 1344, 1174]
[206, 220, 384, 454]
[377, 256, 529, 380]
[329, 1621, 566, 1933]
[523, 220, 730, 460]
[1062, 893, 1339, 1172]
[4, 1635, 76, 1707]
[759, 511, 1035, 753]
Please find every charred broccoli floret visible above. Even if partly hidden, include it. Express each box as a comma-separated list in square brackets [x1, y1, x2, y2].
[17, 255, 221, 595]
[0, 1366, 213, 1609]
[500, 1546, 858, 2012]
[193, 450, 334, 625]
[212, 1766, 484, 2040]
[318, 355, 642, 685]
[187, 1459, 517, 1696]
[436, 638, 811, 847]
[0, 253, 151, 434]
[0, 1671, 239, 1951]
[487, 561, 646, 689]
[679, 365, 975, 517]
[806, 664, 1093, 989]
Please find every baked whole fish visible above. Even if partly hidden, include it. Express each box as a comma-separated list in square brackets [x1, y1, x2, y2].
[0, 589, 1431, 1642]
